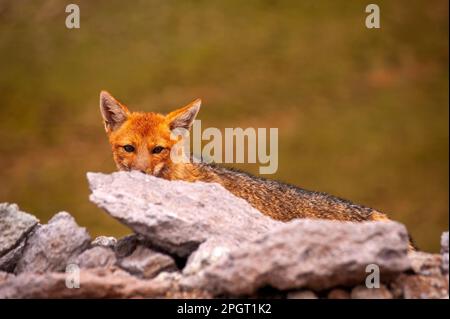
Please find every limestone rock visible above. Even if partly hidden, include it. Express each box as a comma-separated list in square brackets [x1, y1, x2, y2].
[350, 285, 393, 299]
[74, 246, 117, 269]
[391, 273, 449, 299]
[441, 232, 449, 275]
[327, 288, 351, 299]
[1, 172, 444, 299]
[115, 234, 140, 259]
[92, 236, 117, 248]
[118, 245, 177, 279]
[287, 290, 318, 299]
[0, 271, 14, 284]
[181, 219, 410, 296]
[0, 240, 26, 272]
[87, 171, 279, 258]
[0, 267, 176, 298]
[408, 251, 443, 276]
[15, 212, 91, 274]
[0, 203, 39, 257]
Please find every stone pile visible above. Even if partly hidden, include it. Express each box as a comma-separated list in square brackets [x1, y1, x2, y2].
[0, 171, 448, 299]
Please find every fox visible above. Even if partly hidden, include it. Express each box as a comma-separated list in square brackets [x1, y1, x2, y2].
[99, 90, 406, 228]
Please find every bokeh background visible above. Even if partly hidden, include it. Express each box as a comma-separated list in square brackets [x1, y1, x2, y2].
[0, 0, 448, 252]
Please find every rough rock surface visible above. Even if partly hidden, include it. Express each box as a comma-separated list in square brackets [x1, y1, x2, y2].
[15, 212, 91, 274]
[287, 290, 318, 299]
[92, 236, 117, 248]
[74, 246, 117, 269]
[408, 251, 443, 276]
[0, 171, 448, 299]
[117, 245, 177, 279]
[115, 234, 140, 258]
[0, 203, 39, 257]
[327, 288, 351, 299]
[183, 237, 239, 275]
[180, 219, 410, 296]
[441, 232, 449, 275]
[0, 271, 14, 284]
[0, 240, 26, 272]
[350, 285, 393, 299]
[0, 267, 178, 298]
[391, 273, 449, 299]
[87, 171, 279, 257]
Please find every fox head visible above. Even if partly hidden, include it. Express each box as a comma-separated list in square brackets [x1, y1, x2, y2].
[99, 91, 201, 176]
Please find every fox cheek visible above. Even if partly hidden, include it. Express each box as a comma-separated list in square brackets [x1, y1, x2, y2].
[153, 162, 165, 176]
[113, 154, 131, 171]
[115, 161, 129, 171]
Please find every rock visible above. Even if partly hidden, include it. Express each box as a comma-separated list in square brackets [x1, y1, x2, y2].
[0, 271, 14, 284]
[327, 288, 351, 299]
[287, 290, 318, 299]
[87, 171, 279, 258]
[15, 212, 91, 274]
[183, 238, 238, 275]
[92, 236, 117, 248]
[441, 232, 449, 275]
[408, 251, 443, 276]
[181, 219, 410, 296]
[0, 267, 178, 298]
[118, 245, 177, 279]
[0, 240, 26, 272]
[391, 274, 449, 299]
[3, 171, 443, 299]
[350, 285, 393, 299]
[0, 203, 39, 257]
[74, 246, 117, 269]
[115, 234, 140, 258]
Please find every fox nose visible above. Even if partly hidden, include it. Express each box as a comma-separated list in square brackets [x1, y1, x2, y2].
[139, 170, 146, 174]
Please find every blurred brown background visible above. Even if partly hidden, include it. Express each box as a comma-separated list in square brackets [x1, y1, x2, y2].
[0, 0, 448, 252]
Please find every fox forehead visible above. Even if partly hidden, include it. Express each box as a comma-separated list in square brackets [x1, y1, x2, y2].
[110, 112, 172, 146]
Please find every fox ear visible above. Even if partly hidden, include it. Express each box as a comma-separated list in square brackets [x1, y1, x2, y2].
[166, 98, 201, 131]
[99, 91, 130, 133]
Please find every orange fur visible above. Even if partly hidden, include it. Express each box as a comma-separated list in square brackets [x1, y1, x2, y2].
[100, 91, 202, 180]
[99, 91, 417, 250]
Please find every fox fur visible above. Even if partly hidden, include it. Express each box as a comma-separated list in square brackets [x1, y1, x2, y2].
[99, 91, 414, 243]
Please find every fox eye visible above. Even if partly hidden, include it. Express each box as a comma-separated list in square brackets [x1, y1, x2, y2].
[123, 145, 135, 152]
[152, 146, 164, 154]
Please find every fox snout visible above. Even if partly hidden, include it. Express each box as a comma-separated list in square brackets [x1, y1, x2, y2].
[133, 149, 152, 173]
[115, 151, 164, 176]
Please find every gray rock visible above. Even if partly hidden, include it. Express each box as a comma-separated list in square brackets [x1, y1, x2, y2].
[327, 288, 351, 299]
[0, 203, 39, 257]
[0, 239, 26, 272]
[92, 236, 117, 248]
[118, 245, 177, 279]
[85, 171, 421, 298]
[408, 251, 442, 276]
[15, 212, 91, 274]
[391, 273, 449, 299]
[0, 267, 177, 298]
[287, 290, 318, 299]
[350, 285, 393, 299]
[115, 234, 140, 259]
[441, 232, 448, 275]
[74, 246, 117, 269]
[183, 237, 238, 275]
[0, 271, 14, 284]
[181, 219, 410, 296]
[88, 171, 279, 258]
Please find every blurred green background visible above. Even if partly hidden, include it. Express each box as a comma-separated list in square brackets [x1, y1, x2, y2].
[0, 0, 448, 252]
